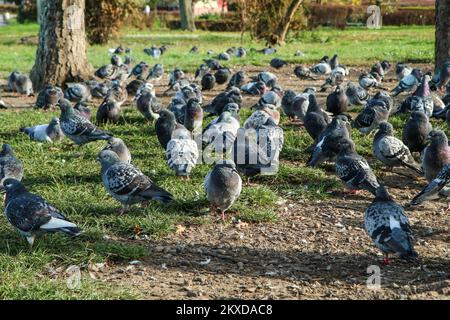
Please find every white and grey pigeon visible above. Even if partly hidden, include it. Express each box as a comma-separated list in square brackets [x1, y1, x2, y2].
[97, 150, 174, 213]
[364, 186, 417, 265]
[20, 117, 65, 143]
[58, 99, 111, 145]
[2, 179, 82, 246]
[135, 86, 161, 122]
[335, 138, 380, 196]
[358, 72, 386, 90]
[244, 104, 280, 130]
[410, 163, 450, 210]
[102, 137, 131, 164]
[240, 81, 267, 96]
[203, 111, 240, 154]
[391, 68, 423, 97]
[395, 62, 412, 81]
[204, 160, 242, 220]
[373, 122, 422, 174]
[166, 126, 199, 178]
[311, 56, 331, 76]
[0, 144, 24, 188]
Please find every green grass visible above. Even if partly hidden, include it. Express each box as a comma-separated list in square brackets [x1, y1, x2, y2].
[0, 22, 439, 299]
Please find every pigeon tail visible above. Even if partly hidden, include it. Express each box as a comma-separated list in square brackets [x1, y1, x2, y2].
[144, 184, 174, 203]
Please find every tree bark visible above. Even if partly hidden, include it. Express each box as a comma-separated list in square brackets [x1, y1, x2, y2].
[179, 0, 195, 31]
[435, 0, 450, 70]
[30, 0, 93, 91]
[271, 0, 303, 45]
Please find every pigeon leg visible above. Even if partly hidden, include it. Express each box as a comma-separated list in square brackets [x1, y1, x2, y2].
[446, 202, 450, 212]
[220, 210, 225, 221]
[246, 177, 252, 186]
[118, 205, 130, 214]
[347, 189, 360, 195]
[382, 254, 390, 265]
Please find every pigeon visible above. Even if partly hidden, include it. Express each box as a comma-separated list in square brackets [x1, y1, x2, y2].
[64, 83, 91, 103]
[226, 47, 236, 56]
[311, 56, 331, 76]
[255, 86, 283, 109]
[194, 64, 210, 81]
[353, 100, 389, 135]
[74, 102, 92, 120]
[286, 91, 311, 122]
[319, 70, 345, 92]
[0, 144, 24, 188]
[147, 63, 164, 81]
[85, 80, 109, 98]
[144, 45, 162, 58]
[345, 82, 369, 106]
[204, 103, 240, 135]
[304, 93, 331, 142]
[35, 85, 64, 110]
[281, 89, 297, 120]
[189, 46, 199, 54]
[244, 105, 280, 130]
[254, 47, 277, 55]
[96, 97, 121, 124]
[203, 59, 222, 71]
[410, 163, 450, 210]
[395, 62, 412, 81]
[169, 98, 187, 124]
[443, 84, 450, 106]
[294, 50, 305, 57]
[392, 68, 423, 97]
[241, 81, 267, 96]
[203, 87, 242, 115]
[130, 61, 149, 79]
[236, 47, 247, 58]
[168, 68, 185, 87]
[396, 75, 434, 117]
[58, 99, 111, 145]
[402, 111, 432, 153]
[358, 72, 385, 90]
[422, 130, 450, 182]
[203, 111, 240, 155]
[8, 71, 20, 91]
[95, 64, 119, 80]
[307, 115, 351, 167]
[204, 160, 242, 220]
[218, 52, 230, 61]
[166, 127, 199, 178]
[97, 150, 174, 213]
[326, 85, 348, 116]
[335, 138, 380, 196]
[294, 65, 317, 80]
[429, 61, 450, 91]
[109, 45, 125, 55]
[8, 71, 33, 96]
[103, 137, 131, 164]
[20, 117, 65, 143]
[201, 73, 216, 91]
[110, 54, 122, 67]
[2, 179, 82, 246]
[329, 54, 340, 70]
[371, 60, 391, 80]
[184, 98, 203, 135]
[214, 67, 231, 85]
[253, 71, 278, 88]
[270, 58, 288, 69]
[126, 78, 148, 97]
[0, 98, 6, 109]
[135, 90, 161, 122]
[155, 109, 183, 150]
[227, 71, 247, 89]
[364, 186, 417, 265]
[373, 122, 423, 174]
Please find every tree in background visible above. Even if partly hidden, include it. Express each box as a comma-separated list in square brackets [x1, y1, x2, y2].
[179, 0, 195, 31]
[30, 0, 92, 90]
[435, 0, 450, 70]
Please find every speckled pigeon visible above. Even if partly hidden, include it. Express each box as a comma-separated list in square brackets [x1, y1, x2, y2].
[204, 160, 242, 220]
[20, 117, 64, 143]
[335, 138, 380, 195]
[58, 99, 111, 145]
[364, 186, 417, 265]
[373, 122, 422, 174]
[97, 150, 173, 213]
[35, 85, 64, 110]
[3, 179, 82, 246]
[244, 105, 280, 130]
[392, 68, 423, 97]
[166, 127, 199, 178]
[353, 100, 389, 135]
[103, 137, 131, 164]
[422, 130, 450, 182]
[402, 111, 432, 153]
[0, 144, 23, 188]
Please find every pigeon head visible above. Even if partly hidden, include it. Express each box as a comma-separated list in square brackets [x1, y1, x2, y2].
[158, 109, 176, 123]
[303, 87, 316, 95]
[337, 138, 356, 154]
[217, 111, 234, 123]
[49, 117, 60, 127]
[111, 55, 122, 66]
[106, 137, 125, 150]
[335, 114, 351, 125]
[97, 150, 121, 166]
[58, 99, 74, 112]
[0, 143, 14, 156]
[427, 130, 448, 147]
[2, 178, 26, 195]
[374, 185, 392, 202]
[410, 110, 428, 122]
[222, 103, 240, 115]
[411, 69, 423, 80]
[377, 121, 394, 135]
[320, 56, 329, 63]
[381, 60, 391, 71]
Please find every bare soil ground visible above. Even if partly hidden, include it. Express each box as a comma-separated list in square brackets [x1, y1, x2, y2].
[1, 64, 449, 300]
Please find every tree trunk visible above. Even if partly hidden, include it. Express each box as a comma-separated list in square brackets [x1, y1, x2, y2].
[435, 0, 450, 70]
[179, 0, 195, 31]
[271, 0, 303, 45]
[30, 0, 93, 91]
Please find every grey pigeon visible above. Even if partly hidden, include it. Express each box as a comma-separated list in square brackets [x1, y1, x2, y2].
[147, 63, 164, 81]
[227, 71, 247, 90]
[2, 179, 82, 246]
[311, 56, 331, 76]
[166, 127, 199, 178]
[97, 150, 174, 213]
[410, 163, 450, 210]
[304, 93, 331, 142]
[20, 117, 64, 143]
[281, 89, 297, 120]
[240, 81, 267, 96]
[364, 186, 417, 264]
[8, 71, 20, 91]
[126, 79, 146, 96]
[203, 87, 242, 116]
[402, 111, 432, 153]
[214, 67, 231, 85]
[430, 61, 450, 91]
[270, 58, 287, 69]
[0, 144, 24, 188]
[253, 71, 277, 88]
[203, 59, 222, 70]
[58, 99, 111, 145]
[335, 138, 380, 195]
[129, 61, 149, 79]
[373, 122, 422, 174]
[256, 87, 283, 109]
[9, 71, 33, 96]
[184, 98, 203, 135]
[307, 115, 351, 167]
[358, 72, 385, 90]
[326, 85, 348, 116]
[329, 54, 339, 70]
[105, 82, 128, 107]
[85, 80, 109, 98]
[103, 137, 131, 164]
[353, 100, 389, 135]
[392, 68, 422, 97]
[204, 160, 242, 220]
[346, 82, 369, 106]
[64, 83, 91, 103]
[194, 63, 210, 81]
[201, 73, 216, 91]
[168, 68, 185, 87]
[395, 63, 412, 81]
[218, 52, 230, 61]
[155, 109, 183, 149]
[135, 90, 161, 122]
[319, 71, 345, 92]
[294, 50, 305, 57]
[371, 60, 391, 80]
[144, 45, 162, 58]
[422, 130, 450, 182]
[95, 64, 119, 80]
[396, 75, 433, 117]
[110, 54, 122, 67]
[96, 97, 121, 124]
[294, 65, 317, 80]
[169, 98, 187, 124]
[236, 47, 247, 58]
[287, 92, 311, 122]
[35, 85, 64, 110]
[189, 46, 199, 54]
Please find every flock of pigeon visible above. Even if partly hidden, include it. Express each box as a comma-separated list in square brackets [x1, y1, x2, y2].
[1, 43, 450, 266]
